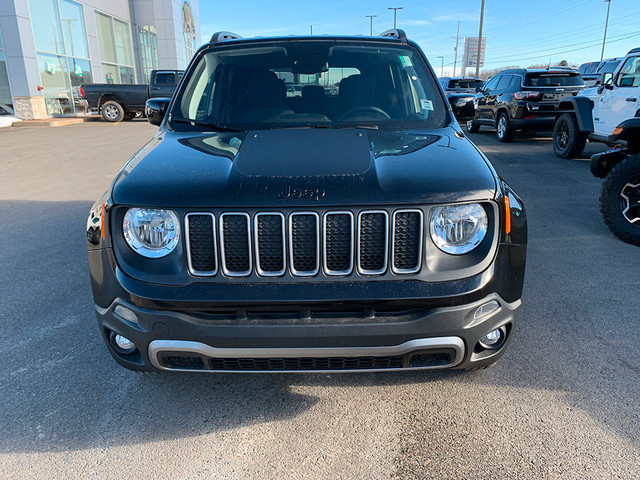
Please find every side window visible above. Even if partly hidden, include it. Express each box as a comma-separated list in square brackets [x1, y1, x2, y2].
[484, 76, 500, 91]
[496, 75, 512, 91]
[615, 57, 640, 88]
[154, 73, 175, 84]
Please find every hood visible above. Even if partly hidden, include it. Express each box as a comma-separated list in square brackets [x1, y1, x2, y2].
[111, 127, 496, 208]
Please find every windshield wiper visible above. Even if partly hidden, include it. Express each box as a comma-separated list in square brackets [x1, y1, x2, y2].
[172, 118, 241, 132]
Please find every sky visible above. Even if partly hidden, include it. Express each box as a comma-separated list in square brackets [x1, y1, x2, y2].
[198, 0, 640, 76]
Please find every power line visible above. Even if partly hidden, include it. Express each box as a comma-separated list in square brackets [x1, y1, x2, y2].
[482, 31, 640, 65]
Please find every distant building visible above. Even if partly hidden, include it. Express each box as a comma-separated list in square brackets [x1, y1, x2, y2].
[0, 0, 201, 119]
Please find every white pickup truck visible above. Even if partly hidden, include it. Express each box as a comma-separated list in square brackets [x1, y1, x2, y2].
[552, 47, 640, 158]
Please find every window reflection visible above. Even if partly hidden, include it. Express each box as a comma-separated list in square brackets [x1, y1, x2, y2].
[0, 24, 14, 115]
[95, 11, 136, 84]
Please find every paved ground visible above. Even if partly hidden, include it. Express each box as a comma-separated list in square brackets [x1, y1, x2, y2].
[0, 121, 638, 480]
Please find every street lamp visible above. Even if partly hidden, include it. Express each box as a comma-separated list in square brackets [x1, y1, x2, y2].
[601, 0, 612, 61]
[437, 56, 444, 77]
[388, 7, 403, 29]
[366, 15, 377, 36]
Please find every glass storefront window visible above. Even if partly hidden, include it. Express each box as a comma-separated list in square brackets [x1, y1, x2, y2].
[95, 12, 136, 84]
[30, 0, 92, 115]
[95, 12, 117, 64]
[30, 0, 65, 55]
[182, 2, 195, 65]
[114, 20, 133, 67]
[59, 0, 89, 59]
[139, 25, 159, 83]
[37, 53, 72, 115]
[0, 25, 14, 115]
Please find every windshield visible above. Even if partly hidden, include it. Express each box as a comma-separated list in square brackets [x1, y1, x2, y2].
[172, 41, 447, 131]
[524, 72, 584, 87]
[448, 79, 483, 89]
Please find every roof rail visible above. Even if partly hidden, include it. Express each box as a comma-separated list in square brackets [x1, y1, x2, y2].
[379, 29, 407, 41]
[210, 31, 242, 43]
[628, 47, 640, 55]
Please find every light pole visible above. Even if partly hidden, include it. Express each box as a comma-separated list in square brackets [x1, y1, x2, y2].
[601, 0, 612, 61]
[388, 7, 403, 29]
[437, 56, 444, 77]
[366, 15, 377, 36]
[475, 0, 485, 78]
[451, 20, 460, 77]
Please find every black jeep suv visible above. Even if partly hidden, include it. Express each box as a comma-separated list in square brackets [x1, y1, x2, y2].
[439, 77, 484, 121]
[86, 30, 527, 373]
[467, 68, 585, 142]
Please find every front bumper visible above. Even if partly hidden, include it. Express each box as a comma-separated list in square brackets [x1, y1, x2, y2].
[96, 287, 520, 372]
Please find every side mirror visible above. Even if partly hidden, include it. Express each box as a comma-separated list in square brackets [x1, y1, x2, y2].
[602, 73, 613, 86]
[145, 98, 171, 126]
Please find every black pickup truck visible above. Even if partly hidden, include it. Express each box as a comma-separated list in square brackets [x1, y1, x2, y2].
[81, 70, 183, 122]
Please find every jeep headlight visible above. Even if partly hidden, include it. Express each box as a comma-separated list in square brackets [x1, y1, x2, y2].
[430, 204, 488, 255]
[123, 208, 180, 258]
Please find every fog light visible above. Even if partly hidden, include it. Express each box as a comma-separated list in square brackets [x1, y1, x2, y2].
[114, 305, 138, 323]
[479, 328, 503, 349]
[114, 334, 136, 352]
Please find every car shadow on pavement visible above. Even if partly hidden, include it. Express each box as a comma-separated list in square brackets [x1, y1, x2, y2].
[0, 200, 638, 456]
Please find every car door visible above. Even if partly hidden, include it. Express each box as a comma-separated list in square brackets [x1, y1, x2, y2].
[151, 71, 183, 98]
[595, 55, 640, 136]
[476, 75, 500, 123]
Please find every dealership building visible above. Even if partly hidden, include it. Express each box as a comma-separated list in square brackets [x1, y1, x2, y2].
[0, 0, 201, 119]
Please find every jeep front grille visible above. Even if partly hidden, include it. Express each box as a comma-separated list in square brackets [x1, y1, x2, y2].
[185, 208, 424, 278]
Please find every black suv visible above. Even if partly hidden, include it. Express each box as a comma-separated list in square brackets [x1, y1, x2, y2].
[86, 30, 527, 373]
[438, 77, 484, 121]
[467, 68, 585, 142]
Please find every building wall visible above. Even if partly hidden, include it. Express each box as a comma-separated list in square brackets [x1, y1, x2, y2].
[0, 0, 200, 119]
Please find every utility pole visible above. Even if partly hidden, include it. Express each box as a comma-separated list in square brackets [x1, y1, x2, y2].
[366, 15, 377, 36]
[601, 0, 612, 61]
[451, 20, 461, 77]
[310, 25, 313, 35]
[388, 7, 403, 29]
[475, 0, 485, 78]
[437, 56, 444, 77]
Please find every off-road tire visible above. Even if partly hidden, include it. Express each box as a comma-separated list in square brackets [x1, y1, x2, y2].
[496, 112, 515, 143]
[101, 100, 125, 122]
[600, 154, 640, 246]
[466, 118, 480, 133]
[553, 113, 587, 159]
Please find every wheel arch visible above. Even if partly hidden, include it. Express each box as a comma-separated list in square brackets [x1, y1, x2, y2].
[557, 97, 594, 133]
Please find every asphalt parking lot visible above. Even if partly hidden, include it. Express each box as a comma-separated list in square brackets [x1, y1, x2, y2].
[0, 120, 638, 479]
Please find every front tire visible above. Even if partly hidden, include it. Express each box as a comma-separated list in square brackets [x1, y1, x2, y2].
[600, 154, 640, 246]
[496, 112, 515, 143]
[466, 118, 480, 133]
[553, 113, 587, 159]
[101, 100, 124, 122]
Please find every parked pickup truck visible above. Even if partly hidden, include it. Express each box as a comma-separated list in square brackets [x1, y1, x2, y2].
[81, 70, 183, 122]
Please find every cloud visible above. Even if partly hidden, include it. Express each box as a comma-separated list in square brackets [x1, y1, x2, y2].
[403, 20, 432, 26]
[433, 13, 480, 23]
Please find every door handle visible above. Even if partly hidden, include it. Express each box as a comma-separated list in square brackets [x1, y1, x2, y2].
[626, 97, 637, 102]
[151, 87, 160, 90]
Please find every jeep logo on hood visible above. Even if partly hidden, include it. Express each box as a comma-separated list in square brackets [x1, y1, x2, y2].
[278, 186, 326, 201]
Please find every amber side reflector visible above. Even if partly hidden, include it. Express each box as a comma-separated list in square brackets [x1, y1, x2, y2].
[101, 202, 106, 239]
[504, 196, 511, 235]
[612, 127, 623, 136]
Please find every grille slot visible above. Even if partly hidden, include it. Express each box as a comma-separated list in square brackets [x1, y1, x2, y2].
[357, 211, 389, 274]
[289, 213, 319, 276]
[392, 210, 423, 274]
[323, 212, 354, 275]
[207, 355, 405, 371]
[185, 213, 217, 275]
[220, 213, 251, 276]
[255, 213, 286, 276]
